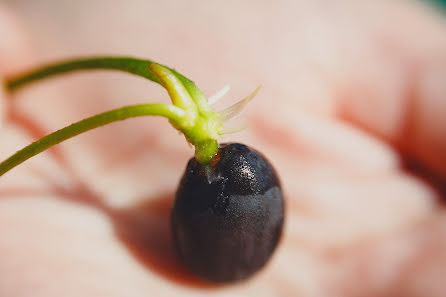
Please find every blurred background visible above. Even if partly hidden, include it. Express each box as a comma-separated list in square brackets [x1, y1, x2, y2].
[1, 1, 446, 297]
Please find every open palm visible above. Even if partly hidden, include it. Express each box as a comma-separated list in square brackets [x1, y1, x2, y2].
[1, 1, 445, 296]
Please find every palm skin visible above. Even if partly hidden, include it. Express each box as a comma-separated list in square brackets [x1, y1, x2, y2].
[0, 1, 446, 296]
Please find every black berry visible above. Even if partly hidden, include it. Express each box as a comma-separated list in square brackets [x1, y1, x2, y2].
[171, 143, 284, 283]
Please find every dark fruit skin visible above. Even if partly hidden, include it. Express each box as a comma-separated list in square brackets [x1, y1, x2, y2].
[171, 143, 284, 283]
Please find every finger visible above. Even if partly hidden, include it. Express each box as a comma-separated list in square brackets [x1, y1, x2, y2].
[329, 211, 446, 297]
[0, 7, 30, 75]
[0, 5, 31, 131]
[239, 111, 438, 296]
[244, 111, 437, 246]
[336, 1, 446, 180]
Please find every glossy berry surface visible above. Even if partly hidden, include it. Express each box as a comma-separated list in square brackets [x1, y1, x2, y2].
[171, 143, 284, 283]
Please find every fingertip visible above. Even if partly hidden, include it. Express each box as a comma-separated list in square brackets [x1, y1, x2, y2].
[0, 5, 32, 76]
[336, 1, 446, 181]
[0, 5, 32, 132]
[408, 60, 446, 179]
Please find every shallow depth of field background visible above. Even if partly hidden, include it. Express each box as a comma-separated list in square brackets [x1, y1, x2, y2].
[1, 1, 446, 297]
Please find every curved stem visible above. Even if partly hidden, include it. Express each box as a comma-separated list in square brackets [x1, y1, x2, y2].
[170, 69, 213, 115]
[6, 57, 160, 91]
[5, 57, 212, 115]
[148, 63, 197, 114]
[0, 104, 184, 176]
[3, 57, 224, 166]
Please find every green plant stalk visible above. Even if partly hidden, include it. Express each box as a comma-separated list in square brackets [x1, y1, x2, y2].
[6, 57, 160, 90]
[6, 57, 212, 115]
[148, 63, 197, 114]
[0, 57, 229, 177]
[0, 104, 185, 176]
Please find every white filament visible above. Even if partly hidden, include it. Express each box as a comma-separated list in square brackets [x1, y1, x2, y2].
[217, 86, 261, 122]
[208, 84, 231, 105]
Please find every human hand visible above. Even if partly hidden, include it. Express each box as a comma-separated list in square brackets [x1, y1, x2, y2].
[0, 1, 445, 296]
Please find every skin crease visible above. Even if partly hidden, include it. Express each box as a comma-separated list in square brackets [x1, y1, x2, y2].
[0, 0, 446, 296]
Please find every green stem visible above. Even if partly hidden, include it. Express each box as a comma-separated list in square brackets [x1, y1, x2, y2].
[170, 69, 213, 115]
[148, 63, 197, 114]
[6, 57, 160, 91]
[5, 56, 212, 115]
[2, 57, 223, 170]
[0, 104, 184, 176]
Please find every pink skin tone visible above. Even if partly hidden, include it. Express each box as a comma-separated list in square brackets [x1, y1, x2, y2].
[1, 1, 446, 296]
